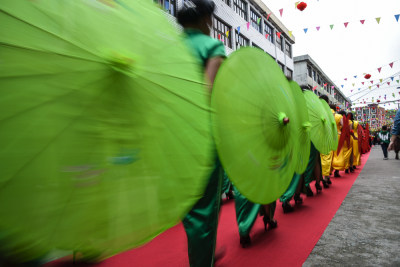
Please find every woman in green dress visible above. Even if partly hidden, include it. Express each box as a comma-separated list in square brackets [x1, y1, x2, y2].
[177, 1, 226, 266]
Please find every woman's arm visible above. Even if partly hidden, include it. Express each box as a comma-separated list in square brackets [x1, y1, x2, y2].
[205, 56, 224, 93]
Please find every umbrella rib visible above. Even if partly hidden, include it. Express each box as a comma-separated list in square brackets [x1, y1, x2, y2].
[0, 10, 103, 61]
[0, 42, 104, 65]
[0, 73, 112, 123]
[0, 78, 111, 192]
[138, 73, 210, 112]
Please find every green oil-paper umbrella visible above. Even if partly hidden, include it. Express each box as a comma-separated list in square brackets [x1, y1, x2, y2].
[289, 81, 311, 174]
[320, 99, 338, 151]
[0, 0, 212, 261]
[303, 91, 336, 154]
[212, 47, 299, 204]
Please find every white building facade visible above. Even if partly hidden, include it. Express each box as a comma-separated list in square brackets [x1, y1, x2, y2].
[155, 0, 295, 78]
[293, 55, 351, 109]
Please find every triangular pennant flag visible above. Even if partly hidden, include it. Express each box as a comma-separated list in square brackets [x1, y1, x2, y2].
[397, 80, 399, 83]
[380, 79, 382, 83]
[257, 17, 261, 24]
[279, 8, 283, 17]
[324, 83, 327, 86]
[351, 90, 353, 92]
[358, 88, 361, 91]
[389, 62, 394, 68]
[341, 85, 344, 88]
[313, 86, 317, 91]
[247, 22, 250, 30]
[377, 84, 380, 88]
[344, 22, 349, 28]
[304, 28, 308, 33]
[395, 14, 400, 22]
[354, 75, 357, 78]
[267, 13, 271, 20]
[226, 30, 229, 37]
[331, 86, 334, 89]
[391, 77, 394, 81]
[362, 82, 364, 85]
[375, 17, 381, 24]
[288, 31, 292, 37]
[369, 86, 371, 89]
[371, 80, 374, 84]
[377, 67, 382, 73]
[265, 33, 269, 39]
[276, 32, 281, 39]
[352, 83, 355, 87]
[360, 20, 365, 24]
[218, 34, 221, 40]
[237, 26, 241, 35]
[316, 26, 320, 31]
[330, 24, 334, 30]
[295, 1, 300, 8]
[344, 78, 347, 81]
[387, 82, 390, 85]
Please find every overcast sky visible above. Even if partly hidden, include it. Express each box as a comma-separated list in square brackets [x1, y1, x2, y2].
[262, 0, 400, 109]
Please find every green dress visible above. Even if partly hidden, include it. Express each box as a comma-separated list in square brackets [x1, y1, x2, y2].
[303, 142, 320, 188]
[279, 173, 302, 203]
[233, 186, 276, 237]
[181, 29, 226, 267]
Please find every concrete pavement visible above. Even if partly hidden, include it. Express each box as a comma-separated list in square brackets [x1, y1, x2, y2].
[304, 146, 400, 267]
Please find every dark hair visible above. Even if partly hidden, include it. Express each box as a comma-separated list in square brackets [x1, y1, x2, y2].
[319, 94, 329, 104]
[177, 0, 215, 26]
[329, 104, 337, 110]
[382, 125, 387, 130]
[338, 110, 346, 116]
[348, 112, 354, 120]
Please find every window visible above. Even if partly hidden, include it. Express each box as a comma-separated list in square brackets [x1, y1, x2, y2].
[233, 0, 247, 21]
[312, 70, 316, 81]
[221, 0, 230, 5]
[307, 66, 312, 77]
[235, 30, 249, 48]
[154, 0, 176, 16]
[286, 68, 293, 79]
[264, 22, 273, 43]
[285, 41, 292, 58]
[250, 9, 262, 33]
[212, 16, 232, 48]
[277, 61, 284, 73]
[276, 34, 283, 51]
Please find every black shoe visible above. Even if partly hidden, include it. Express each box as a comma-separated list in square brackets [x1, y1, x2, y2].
[306, 185, 314, 197]
[315, 182, 322, 193]
[282, 201, 294, 213]
[349, 167, 354, 173]
[240, 235, 251, 248]
[334, 170, 341, 178]
[294, 193, 303, 204]
[353, 166, 357, 169]
[326, 177, 332, 185]
[263, 215, 278, 231]
[345, 169, 349, 174]
[396, 154, 399, 160]
[322, 180, 329, 188]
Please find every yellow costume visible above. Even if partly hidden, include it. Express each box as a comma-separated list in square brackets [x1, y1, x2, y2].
[332, 112, 347, 171]
[320, 109, 336, 176]
[352, 121, 361, 166]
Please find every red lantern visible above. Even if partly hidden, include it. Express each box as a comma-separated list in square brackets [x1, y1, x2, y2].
[364, 74, 371, 79]
[297, 2, 307, 11]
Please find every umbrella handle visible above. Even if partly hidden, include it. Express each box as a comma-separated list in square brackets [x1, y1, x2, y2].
[278, 112, 290, 125]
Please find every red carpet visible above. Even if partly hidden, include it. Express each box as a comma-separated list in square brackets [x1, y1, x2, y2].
[49, 152, 370, 267]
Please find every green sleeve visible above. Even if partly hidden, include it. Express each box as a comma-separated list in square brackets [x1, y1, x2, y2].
[206, 39, 226, 59]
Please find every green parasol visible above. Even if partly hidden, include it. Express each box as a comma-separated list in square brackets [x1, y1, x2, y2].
[0, 0, 213, 261]
[288, 81, 311, 174]
[212, 47, 299, 204]
[320, 98, 338, 151]
[303, 91, 337, 154]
